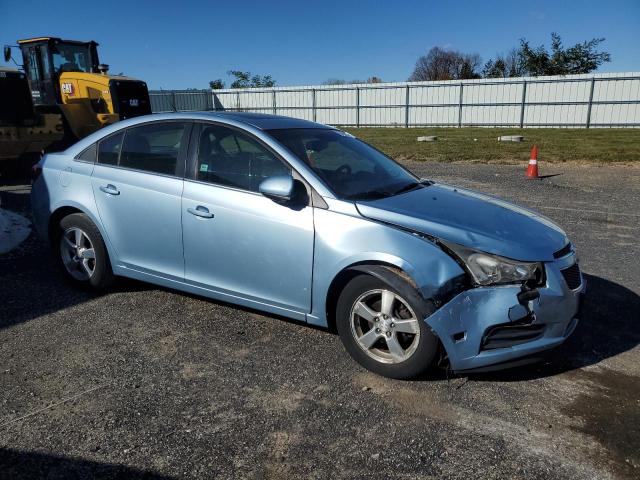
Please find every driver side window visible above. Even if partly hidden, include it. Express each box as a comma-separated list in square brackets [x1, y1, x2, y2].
[195, 124, 290, 192]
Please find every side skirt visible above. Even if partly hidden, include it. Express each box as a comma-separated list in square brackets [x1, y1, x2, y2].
[114, 264, 308, 323]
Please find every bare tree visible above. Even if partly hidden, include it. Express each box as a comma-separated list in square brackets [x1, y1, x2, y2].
[409, 47, 482, 81]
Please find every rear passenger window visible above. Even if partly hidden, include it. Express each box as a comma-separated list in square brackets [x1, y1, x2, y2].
[196, 124, 289, 192]
[77, 143, 97, 162]
[119, 122, 186, 176]
[98, 131, 123, 165]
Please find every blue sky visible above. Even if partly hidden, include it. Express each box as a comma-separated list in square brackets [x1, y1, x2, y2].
[1, 0, 638, 89]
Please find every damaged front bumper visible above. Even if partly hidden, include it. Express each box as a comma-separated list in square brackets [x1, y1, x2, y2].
[425, 252, 585, 372]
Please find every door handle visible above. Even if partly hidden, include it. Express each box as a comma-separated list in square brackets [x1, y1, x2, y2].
[187, 206, 214, 219]
[99, 184, 120, 195]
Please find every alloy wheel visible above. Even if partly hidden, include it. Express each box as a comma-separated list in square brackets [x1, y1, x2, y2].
[60, 227, 96, 281]
[349, 289, 421, 364]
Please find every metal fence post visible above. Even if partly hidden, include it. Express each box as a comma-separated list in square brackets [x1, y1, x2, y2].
[236, 91, 240, 112]
[585, 77, 596, 128]
[355, 87, 360, 128]
[519, 81, 527, 128]
[312, 89, 316, 122]
[172, 91, 177, 112]
[272, 89, 277, 115]
[458, 83, 464, 128]
[405, 85, 410, 128]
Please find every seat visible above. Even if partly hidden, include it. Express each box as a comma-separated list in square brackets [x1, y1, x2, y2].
[121, 133, 177, 175]
[197, 128, 251, 190]
[120, 134, 151, 171]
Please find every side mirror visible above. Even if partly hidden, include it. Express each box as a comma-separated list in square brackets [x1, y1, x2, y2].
[4, 46, 12, 63]
[259, 175, 294, 202]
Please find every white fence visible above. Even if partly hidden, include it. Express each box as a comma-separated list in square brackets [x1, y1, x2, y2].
[150, 72, 640, 128]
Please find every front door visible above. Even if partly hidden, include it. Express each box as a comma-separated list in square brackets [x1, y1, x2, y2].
[182, 123, 314, 315]
[20, 44, 57, 105]
[91, 121, 190, 280]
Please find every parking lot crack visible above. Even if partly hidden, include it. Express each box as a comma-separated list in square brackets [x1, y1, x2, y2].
[0, 383, 110, 429]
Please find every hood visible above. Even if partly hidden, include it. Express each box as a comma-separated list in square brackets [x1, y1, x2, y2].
[356, 183, 568, 262]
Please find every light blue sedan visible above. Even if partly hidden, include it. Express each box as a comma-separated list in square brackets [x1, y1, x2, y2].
[31, 112, 585, 378]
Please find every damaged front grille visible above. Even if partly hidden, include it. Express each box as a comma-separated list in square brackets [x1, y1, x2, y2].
[560, 263, 582, 290]
[481, 323, 546, 351]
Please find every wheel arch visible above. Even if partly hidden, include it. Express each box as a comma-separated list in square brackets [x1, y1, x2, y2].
[47, 203, 116, 265]
[48, 205, 84, 245]
[325, 261, 433, 333]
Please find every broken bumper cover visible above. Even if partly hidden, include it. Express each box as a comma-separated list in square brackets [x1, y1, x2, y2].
[425, 258, 585, 372]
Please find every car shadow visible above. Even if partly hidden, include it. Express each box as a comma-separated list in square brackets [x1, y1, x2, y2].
[0, 229, 155, 331]
[0, 447, 175, 479]
[461, 273, 640, 382]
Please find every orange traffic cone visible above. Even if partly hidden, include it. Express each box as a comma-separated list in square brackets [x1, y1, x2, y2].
[526, 145, 539, 179]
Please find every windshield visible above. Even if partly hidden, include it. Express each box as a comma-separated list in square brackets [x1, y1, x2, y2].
[267, 128, 419, 200]
[52, 43, 92, 74]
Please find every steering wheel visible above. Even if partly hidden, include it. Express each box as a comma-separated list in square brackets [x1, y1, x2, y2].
[337, 164, 352, 174]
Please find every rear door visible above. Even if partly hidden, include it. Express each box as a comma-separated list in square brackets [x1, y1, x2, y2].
[91, 121, 191, 280]
[181, 122, 314, 314]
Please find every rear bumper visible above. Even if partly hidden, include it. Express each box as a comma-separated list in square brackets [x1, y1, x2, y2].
[30, 176, 50, 241]
[425, 257, 585, 372]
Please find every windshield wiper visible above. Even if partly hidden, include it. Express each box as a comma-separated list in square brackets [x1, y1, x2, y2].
[345, 190, 391, 201]
[390, 181, 424, 196]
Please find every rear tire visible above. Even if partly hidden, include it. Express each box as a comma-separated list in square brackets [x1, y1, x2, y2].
[336, 274, 438, 379]
[56, 213, 114, 290]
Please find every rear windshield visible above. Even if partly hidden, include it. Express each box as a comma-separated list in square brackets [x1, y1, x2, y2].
[267, 128, 418, 200]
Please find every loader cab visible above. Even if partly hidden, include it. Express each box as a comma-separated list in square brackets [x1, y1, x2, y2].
[18, 37, 99, 108]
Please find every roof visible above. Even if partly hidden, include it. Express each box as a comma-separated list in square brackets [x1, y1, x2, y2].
[201, 112, 329, 130]
[17, 37, 98, 46]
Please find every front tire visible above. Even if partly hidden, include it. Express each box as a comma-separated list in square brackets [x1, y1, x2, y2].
[56, 213, 114, 290]
[336, 274, 438, 379]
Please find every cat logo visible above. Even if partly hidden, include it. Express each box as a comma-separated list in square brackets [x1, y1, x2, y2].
[61, 82, 75, 95]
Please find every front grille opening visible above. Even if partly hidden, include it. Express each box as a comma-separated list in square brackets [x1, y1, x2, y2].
[560, 263, 582, 290]
[481, 323, 545, 351]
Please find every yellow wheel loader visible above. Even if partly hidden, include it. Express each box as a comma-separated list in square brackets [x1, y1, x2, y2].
[1, 37, 151, 175]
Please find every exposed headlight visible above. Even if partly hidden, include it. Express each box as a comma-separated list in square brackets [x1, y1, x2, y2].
[442, 242, 543, 286]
